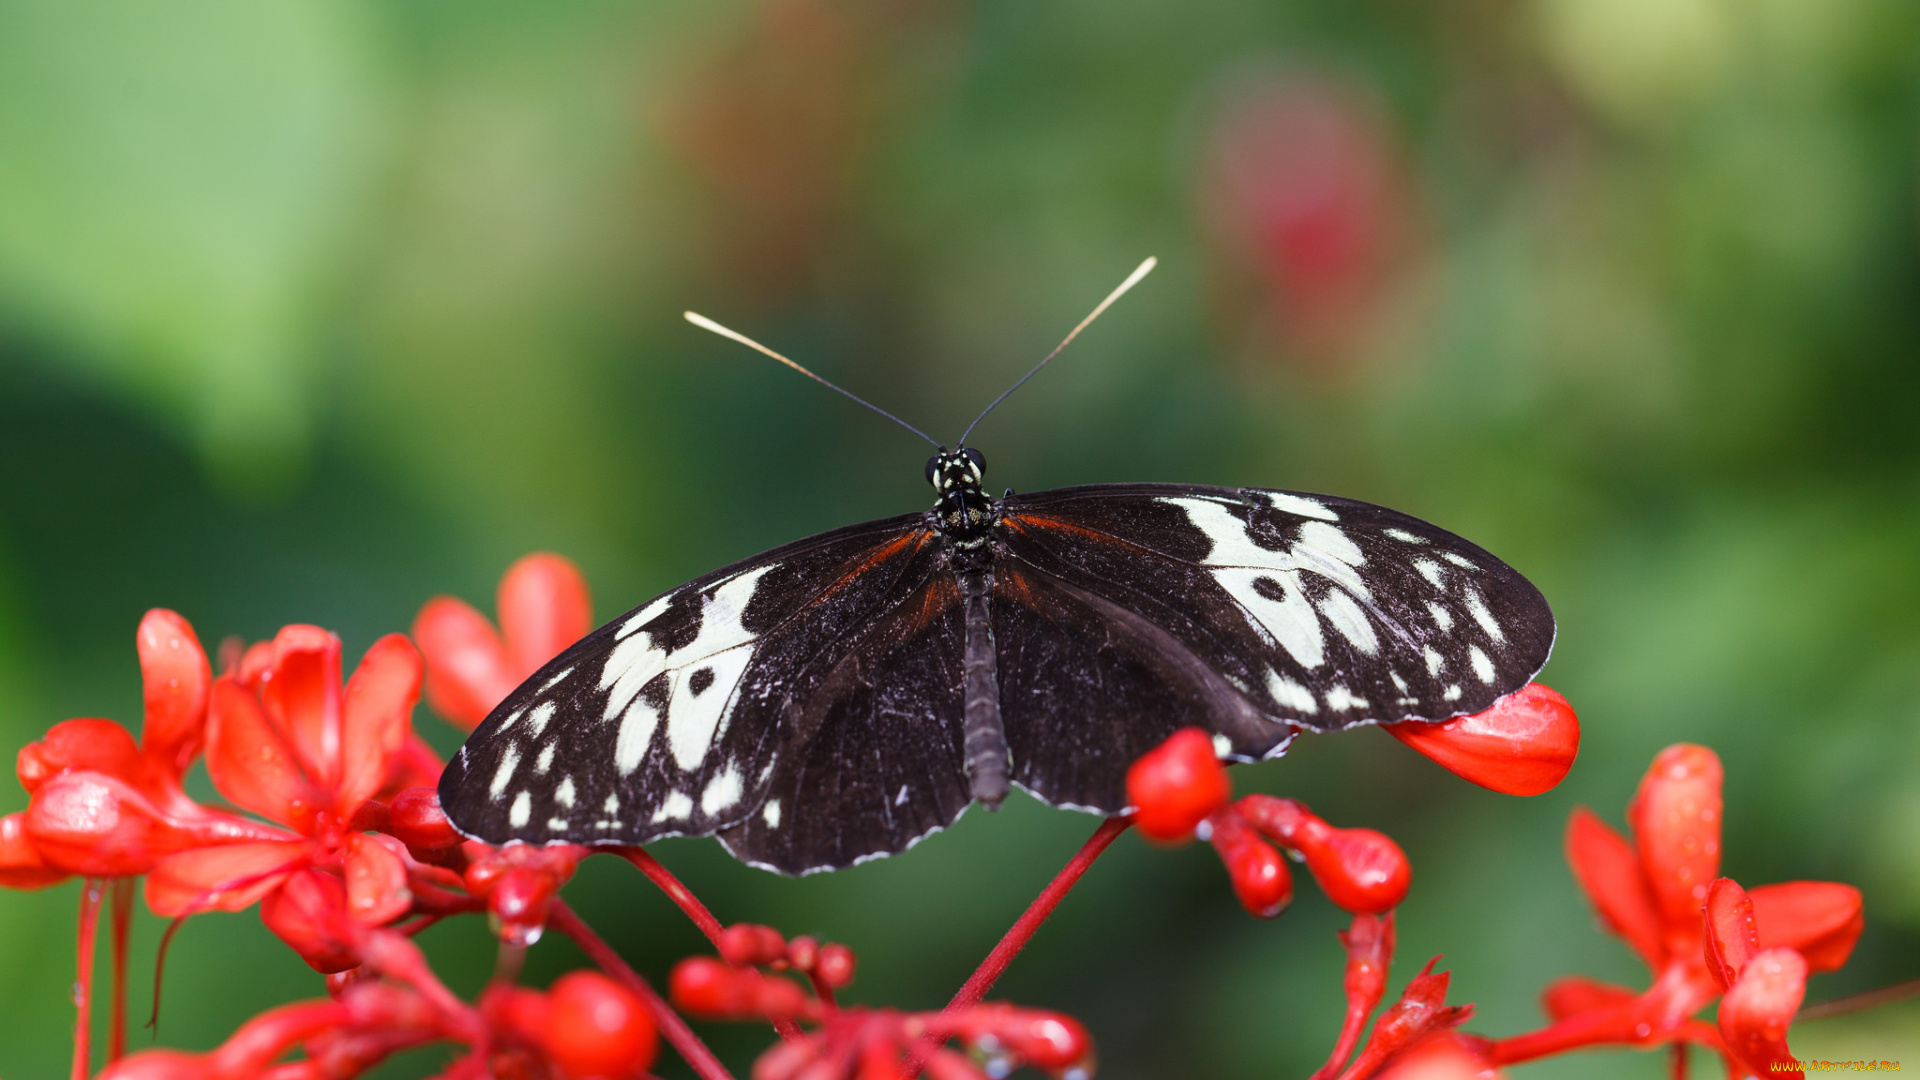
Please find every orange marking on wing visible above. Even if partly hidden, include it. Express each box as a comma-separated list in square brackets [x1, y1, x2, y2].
[1002, 512, 1152, 552]
[802, 530, 929, 611]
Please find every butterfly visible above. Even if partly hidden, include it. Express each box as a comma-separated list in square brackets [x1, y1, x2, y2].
[438, 260, 1556, 875]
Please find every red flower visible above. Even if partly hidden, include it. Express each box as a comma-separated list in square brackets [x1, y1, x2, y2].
[412, 553, 593, 730]
[1490, 744, 1862, 1067]
[145, 626, 426, 969]
[1385, 683, 1580, 797]
[4, 611, 287, 884]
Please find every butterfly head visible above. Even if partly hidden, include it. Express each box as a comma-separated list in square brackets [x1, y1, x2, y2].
[926, 447, 986, 495]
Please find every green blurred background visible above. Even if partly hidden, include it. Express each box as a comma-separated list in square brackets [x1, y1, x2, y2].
[2, 0, 1918, 1075]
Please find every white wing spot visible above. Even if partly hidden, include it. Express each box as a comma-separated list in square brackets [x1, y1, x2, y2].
[1317, 589, 1379, 655]
[1215, 569, 1324, 668]
[1442, 552, 1477, 570]
[1469, 646, 1497, 684]
[617, 594, 674, 640]
[665, 567, 777, 771]
[509, 790, 531, 828]
[1325, 684, 1370, 711]
[1464, 590, 1505, 644]
[1423, 646, 1446, 676]
[1167, 497, 1296, 570]
[1444, 684, 1463, 702]
[535, 742, 556, 775]
[525, 702, 556, 738]
[1383, 528, 1425, 543]
[554, 776, 576, 809]
[603, 792, 620, 814]
[1390, 672, 1410, 693]
[1297, 521, 1365, 567]
[700, 763, 745, 816]
[615, 696, 662, 776]
[763, 799, 782, 827]
[547, 817, 569, 831]
[489, 746, 522, 799]
[1266, 670, 1319, 714]
[895, 784, 910, 807]
[1211, 733, 1233, 758]
[497, 708, 525, 733]
[651, 791, 694, 823]
[539, 667, 575, 692]
[1262, 491, 1340, 521]
[1413, 559, 1446, 589]
[1427, 602, 1454, 631]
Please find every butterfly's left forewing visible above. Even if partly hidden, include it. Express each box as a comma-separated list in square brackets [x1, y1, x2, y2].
[438, 512, 960, 856]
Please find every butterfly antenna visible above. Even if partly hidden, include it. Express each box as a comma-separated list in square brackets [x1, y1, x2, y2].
[956, 256, 1157, 447]
[685, 311, 943, 450]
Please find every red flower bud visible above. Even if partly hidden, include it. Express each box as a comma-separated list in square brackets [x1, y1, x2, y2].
[1126, 728, 1231, 842]
[489, 869, 556, 948]
[542, 971, 657, 1079]
[1236, 795, 1409, 913]
[1384, 683, 1579, 797]
[1208, 811, 1292, 918]
[668, 957, 815, 1020]
[1629, 744, 1723, 950]
[261, 869, 361, 973]
[785, 934, 818, 972]
[718, 922, 789, 967]
[815, 942, 857, 989]
[389, 786, 461, 852]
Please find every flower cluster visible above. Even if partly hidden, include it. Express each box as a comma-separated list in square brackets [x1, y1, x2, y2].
[0, 551, 1878, 1080]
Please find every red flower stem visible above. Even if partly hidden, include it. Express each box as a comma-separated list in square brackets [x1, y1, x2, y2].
[617, 847, 726, 948]
[73, 878, 104, 1080]
[549, 899, 737, 1080]
[1669, 1042, 1688, 1080]
[902, 814, 1132, 1079]
[1797, 976, 1920, 1022]
[1491, 1008, 1721, 1065]
[613, 847, 802, 1042]
[807, 971, 839, 1017]
[109, 877, 134, 1064]
[1314, 999, 1374, 1080]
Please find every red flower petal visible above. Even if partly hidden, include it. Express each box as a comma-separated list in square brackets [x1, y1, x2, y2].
[207, 675, 324, 831]
[1564, 807, 1665, 969]
[136, 609, 212, 779]
[342, 832, 412, 926]
[1749, 881, 1864, 973]
[1127, 728, 1232, 841]
[389, 787, 461, 853]
[257, 625, 343, 795]
[412, 596, 515, 731]
[1627, 744, 1723, 945]
[0, 811, 68, 889]
[145, 840, 308, 917]
[1539, 976, 1638, 1021]
[498, 553, 593, 680]
[1384, 683, 1580, 796]
[16, 718, 143, 793]
[336, 634, 423, 819]
[1704, 877, 1760, 992]
[1371, 1031, 1499, 1080]
[1718, 947, 1806, 1077]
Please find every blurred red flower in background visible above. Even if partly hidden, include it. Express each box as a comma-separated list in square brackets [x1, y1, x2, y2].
[1201, 70, 1425, 373]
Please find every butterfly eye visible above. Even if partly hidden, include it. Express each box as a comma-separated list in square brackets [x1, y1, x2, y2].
[963, 448, 986, 475]
[925, 455, 942, 487]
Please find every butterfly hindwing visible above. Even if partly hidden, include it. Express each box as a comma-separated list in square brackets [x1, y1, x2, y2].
[997, 484, 1554, 735]
[438, 512, 954, 853]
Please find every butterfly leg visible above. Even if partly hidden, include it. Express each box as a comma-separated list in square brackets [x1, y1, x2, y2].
[960, 569, 1011, 808]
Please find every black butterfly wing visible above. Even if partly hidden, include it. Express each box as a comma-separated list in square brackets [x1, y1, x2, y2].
[994, 483, 1554, 810]
[439, 511, 970, 871]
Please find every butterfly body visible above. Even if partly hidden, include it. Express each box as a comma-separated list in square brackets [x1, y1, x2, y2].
[440, 447, 1554, 875]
